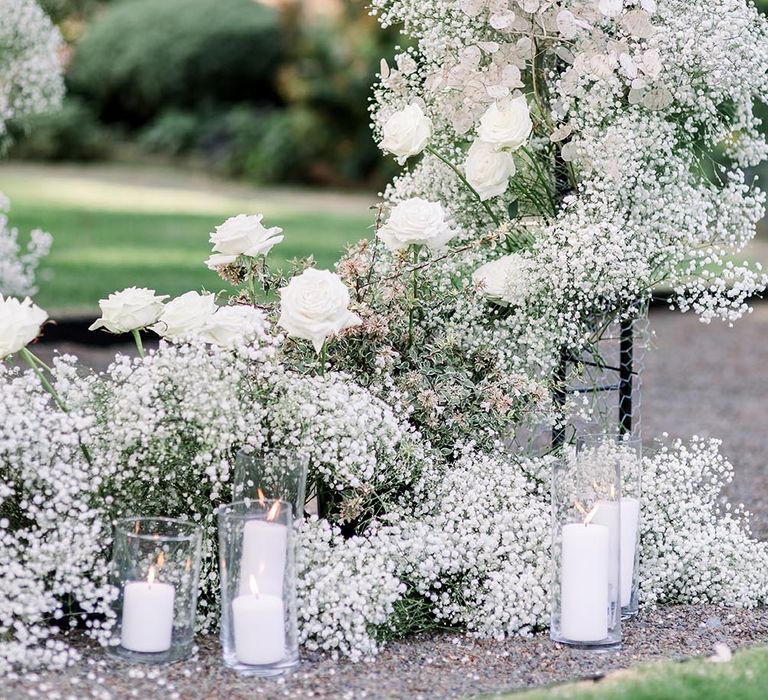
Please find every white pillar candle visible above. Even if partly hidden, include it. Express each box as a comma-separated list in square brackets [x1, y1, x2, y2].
[591, 497, 641, 608]
[120, 567, 175, 653]
[232, 588, 285, 666]
[560, 522, 610, 642]
[590, 500, 621, 607]
[619, 497, 640, 607]
[238, 520, 287, 597]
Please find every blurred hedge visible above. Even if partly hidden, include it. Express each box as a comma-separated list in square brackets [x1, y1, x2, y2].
[8, 97, 110, 161]
[67, 0, 282, 124]
[10, 0, 398, 186]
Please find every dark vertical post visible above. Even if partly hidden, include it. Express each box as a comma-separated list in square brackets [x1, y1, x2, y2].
[618, 318, 633, 435]
[552, 348, 568, 448]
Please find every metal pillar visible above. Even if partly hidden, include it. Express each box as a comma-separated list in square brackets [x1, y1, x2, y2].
[552, 316, 635, 447]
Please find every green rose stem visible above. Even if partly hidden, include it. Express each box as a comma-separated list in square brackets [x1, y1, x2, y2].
[131, 329, 145, 358]
[425, 146, 500, 227]
[319, 341, 327, 376]
[20, 347, 93, 465]
[407, 245, 420, 349]
[248, 271, 258, 305]
[20, 347, 65, 411]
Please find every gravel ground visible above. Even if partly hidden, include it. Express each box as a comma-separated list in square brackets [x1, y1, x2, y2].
[3, 606, 767, 700]
[10, 307, 767, 699]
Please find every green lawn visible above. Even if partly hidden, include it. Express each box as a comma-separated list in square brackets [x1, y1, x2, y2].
[500, 646, 768, 700]
[0, 162, 373, 316]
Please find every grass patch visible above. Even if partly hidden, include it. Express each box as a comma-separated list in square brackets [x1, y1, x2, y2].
[500, 647, 768, 700]
[0, 163, 373, 316]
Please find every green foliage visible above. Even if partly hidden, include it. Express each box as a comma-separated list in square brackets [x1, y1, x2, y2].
[223, 106, 333, 183]
[37, 0, 97, 23]
[8, 97, 110, 161]
[67, 0, 283, 124]
[270, 2, 399, 185]
[0, 163, 370, 313]
[510, 647, 768, 700]
[137, 110, 202, 157]
[14, 0, 397, 185]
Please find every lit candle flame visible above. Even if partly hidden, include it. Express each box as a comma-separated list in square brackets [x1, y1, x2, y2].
[156, 551, 166, 569]
[574, 500, 600, 526]
[249, 574, 260, 597]
[134, 520, 141, 535]
[147, 564, 157, 585]
[257, 488, 266, 508]
[266, 499, 282, 522]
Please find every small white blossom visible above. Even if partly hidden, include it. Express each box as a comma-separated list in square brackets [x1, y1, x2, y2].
[0, 295, 47, 358]
[206, 214, 284, 267]
[89, 287, 168, 334]
[477, 97, 533, 152]
[200, 305, 266, 348]
[379, 103, 432, 163]
[465, 139, 516, 201]
[278, 269, 361, 353]
[377, 198, 457, 252]
[151, 291, 216, 341]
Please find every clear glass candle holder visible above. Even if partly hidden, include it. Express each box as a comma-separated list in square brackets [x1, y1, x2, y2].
[550, 436, 622, 649]
[614, 436, 642, 618]
[109, 517, 202, 664]
[233, 449, 308, 521]
[217, 499, 299, 676]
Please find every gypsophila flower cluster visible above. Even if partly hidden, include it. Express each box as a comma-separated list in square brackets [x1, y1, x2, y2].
[0, 358, 115, 673]
[296, 517, 406, 661]
[0, 1, 60, 300]
[2, 0, 768, 671]
[640, 437, 768, 607]
[370, 0, 768, 375]
[0, 0, 64, 150]
[0, 194, 52, 297]
[389, 448, 552, 639]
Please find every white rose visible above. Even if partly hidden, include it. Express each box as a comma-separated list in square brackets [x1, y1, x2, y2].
[464, 139, 516, 201]
[208, 214, 284, 262]
[472, 254, 529, 306]
[278, 268, 361, 353]
[205, 253, 237, 270]
[379, 103, 432, 163]
[200, 305, 266, 348]
[477, 96, 533, 151]
[0, 296, 48, 358]
[377, 198, 457, 252]
[89, 287, 168, 334]
[151, 291, 216, 341]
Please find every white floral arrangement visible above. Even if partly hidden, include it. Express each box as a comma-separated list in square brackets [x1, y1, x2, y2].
[1, 0, 768, 671]
[0, 0, 61, 297]
[0, 187, 52, 299]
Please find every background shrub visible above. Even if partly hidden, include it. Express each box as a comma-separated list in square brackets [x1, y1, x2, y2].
[137, 110, 202, 157]
[8, 97, 109, 161]
[10, 0, 399, 186]
[67, 0, 283, 125]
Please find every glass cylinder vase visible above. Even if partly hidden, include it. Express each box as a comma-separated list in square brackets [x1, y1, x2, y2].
[109, 517, 202, 664]
[614, 436, 642, 618]
[233, 449, 308, 521]
[550, 436, 622, 648]
[217, 499, 298, 676]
